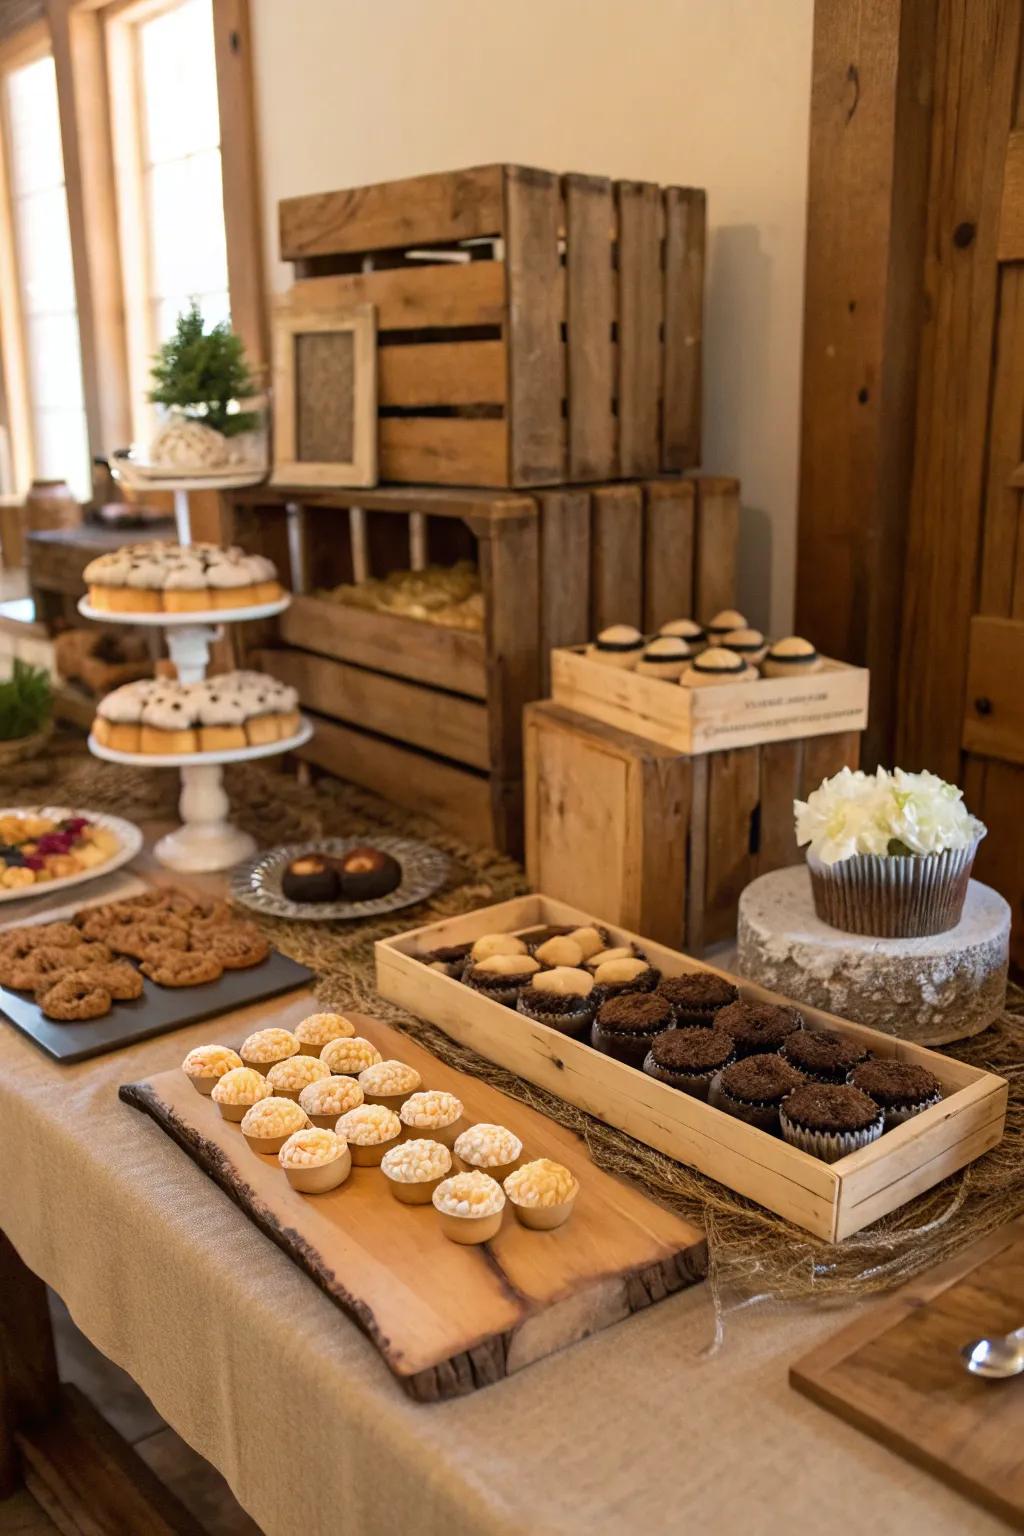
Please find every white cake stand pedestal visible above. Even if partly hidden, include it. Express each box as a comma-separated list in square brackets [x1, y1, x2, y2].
[77, 596, 290, 685]
[89, 722, 313, 874]
[107, 457, 268, 544]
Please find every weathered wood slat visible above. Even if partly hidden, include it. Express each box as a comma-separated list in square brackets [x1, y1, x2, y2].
[693, 476, 740, 621]
[478, 509, 541, 780]
[504, 165, 566, 485]
[997, 127, 1024, 259]
[291, 261, 507, 330]
[278, 594, 487, 698]
[379, 417, 509, 486]
[616, 180, 662, 476]
[280, 165, 506, 259]
[703, 747, 760, 945]
[963, 614, 1024, 764]
[564, 173, 615, 481]
[977, 265, 1024, 616]
[643, 479, 695, 631]
[661, 187, 705, 470]
[590, 484, 643, 631]
[378, 339, 506, 407]
[537, 489, 591, 692]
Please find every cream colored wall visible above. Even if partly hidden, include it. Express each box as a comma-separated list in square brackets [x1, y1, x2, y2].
[249, 0, 813, 634]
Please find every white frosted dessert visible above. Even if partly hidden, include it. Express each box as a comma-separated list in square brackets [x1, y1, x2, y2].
[470, 933, 527, 961]
[400, 1090, 463, 1131]
[279, 1127, 347, 1168]
[95, 671, 299, 754]
[335, 1104, 401, 1145]
[594, 956, 651, 986]
[533, 935, 584, 968]
[240, 1028, 299, 1071]
[433, 1170, 505, 1218]
[504, 1159, 578, 1208]
[181, 1044, 242, 1093]
[266, 1054, 331, 1098]
[298, 1075, 364, 1121]
[529, 966, 594, 997]
[320, 1036, 382, 1075]
[381, 1139, 452, 1183]
[586, 946, 636, 971]
[357, 1060, 421, 1100]
[295, 1012, 356, 1050]
[240, 1097, 308, 1140]
[454, 1123, 522, 1171]
[212, 1067, 272, 1120]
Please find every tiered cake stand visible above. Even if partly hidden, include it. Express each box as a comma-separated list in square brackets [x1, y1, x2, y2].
[81, 469, 312, 871]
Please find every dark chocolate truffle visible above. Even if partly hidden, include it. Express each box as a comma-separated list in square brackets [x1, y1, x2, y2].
[281, 853, 340, 904]
[781, 1028, 869, 1083]
[336, 845, 402, 901]
[715, 999, 803, 1057]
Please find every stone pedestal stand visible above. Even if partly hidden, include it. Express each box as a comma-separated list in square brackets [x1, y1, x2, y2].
[737, 865, 1009, 1046]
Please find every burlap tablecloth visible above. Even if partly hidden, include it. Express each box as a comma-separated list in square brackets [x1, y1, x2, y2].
[0, 977, 1003, 1535]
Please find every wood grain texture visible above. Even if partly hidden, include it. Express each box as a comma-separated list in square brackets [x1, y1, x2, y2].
[897, 0, 1022, 778]
[564, 173, 615, 481]
[963, 753, 1024, 970]
[693, 476, 739, 622]
[272, 303, 377, 487]
[963, 614, 1024, 763]
[379, 417, 509, 487]
[703, 747, 760, 945]
[504, 166, 565, 485]
[661, 186, 705, 470]
[279, 594, 487, 698]
[0, 1231, 57, 1496]
[280, 165, 505, 260]
[378, 340, 506, 408]
[121, 1007, 705, 1402]
[998, 127, 1024, 258]
[590, 485, 643, 631]
[617, 181, 662, 476]
[791, 1220, 1024, 1529]
[537, 490, 591, 691]
[212, 0, 267, 369]
[291, 262, 507, 331]
[643, 479, 695, 631]
[796, 0, 936, 766]
[978, 264, 1024, 616]
[478, 507, 541, 781]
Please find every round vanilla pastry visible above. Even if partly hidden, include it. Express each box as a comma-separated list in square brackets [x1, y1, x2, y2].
[195, 687, 247, 727]
[266, 1054, 331, 1095]
[206, 559, 252, 594]
[594, 956, 651, 985]
[504, 1159, 578, 1209]
[295, 1012, 355, 1050]
[400, 1089, 464, 1131]
[589, 624, 644, 670]
[298, 1075, 364, 1118]
[162, 558, 206, 593]
[679, 646, 752, 688]
[454, 1123, 522, 1169]
[141, 690, 197, 730]
[240, 1096, 308, 1139]
[279, 1127, 347, 1169]
[212, 1067, 272, 1107]
[433, 1170, 505, 1219]
[533, 935, 584, 968]
[126, 557, 166, 592]
[240, 1027, 299, 1064]
[150, 417, 230, 470]
[470, 933, 527, 962]
[761, 635, 822, 677]
[320, 1036, 382, 1074]
[705, 608, 748, 638]
[636, 635, 691, 680]
[381, 1138, 452, 1183]
[85, 551, 132, 586]
[472, 954, 541, 977]
[529, 966, 595, 998]
[722, 627, 768, 664]
[335, 1103, 401, 1146]
[96, 680, 159, 723]
[182, 1044, 242, 1081]
[357, 1060, 421, 1097]
[659, 617, 706, 648]
[586, 946, 636, 971]
[566, 926, 605, 960]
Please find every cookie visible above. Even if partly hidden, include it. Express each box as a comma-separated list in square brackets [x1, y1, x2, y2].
[83, 962, 145, 1001]
[108, 923, 190, 960]
[204, 925, 270, 970]
[39, 974, 112, 1021]
[140, 951, 223, 987]
[2, 943, 107, 992]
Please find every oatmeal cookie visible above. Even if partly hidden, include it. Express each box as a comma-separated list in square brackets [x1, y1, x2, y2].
[2, 943, 110, 991]
[38, 974, 112, 1021]
[108, 923, 190, 960]
[204, 924, 270, 970]
[139, 951, 223, 987]
[1, 922, 83, 952]
[80, 961, 144, 1001]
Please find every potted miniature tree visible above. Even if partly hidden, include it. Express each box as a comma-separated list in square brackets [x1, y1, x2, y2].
[147, 301, 264, 473]
[0, 660, 53, 766]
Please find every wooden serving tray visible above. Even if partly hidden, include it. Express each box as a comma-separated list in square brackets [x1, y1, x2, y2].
[375, 896, 1008, 1241]
[121, 995, 706, 1402]
[791, 1220, 1024, 1530]
[550, 644, 869, 753]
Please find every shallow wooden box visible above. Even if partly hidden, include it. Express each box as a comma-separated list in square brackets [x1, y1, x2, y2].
[550, 645, 870, 754]
[279, 163, 705, 487]
[375, 896, 1007, 1241]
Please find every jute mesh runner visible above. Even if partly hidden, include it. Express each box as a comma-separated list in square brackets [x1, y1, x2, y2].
[5, 740, 1023, 1310]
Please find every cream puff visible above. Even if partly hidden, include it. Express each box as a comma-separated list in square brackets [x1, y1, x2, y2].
[588, 624, 645, 669]
[679, 647, 753, 688]
[761, 636, 823, 678]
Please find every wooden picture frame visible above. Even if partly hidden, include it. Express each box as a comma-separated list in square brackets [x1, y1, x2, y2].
[272, 301, 377, 487]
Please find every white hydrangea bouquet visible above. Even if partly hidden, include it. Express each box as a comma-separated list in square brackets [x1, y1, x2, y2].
[794, 767, 985, 937]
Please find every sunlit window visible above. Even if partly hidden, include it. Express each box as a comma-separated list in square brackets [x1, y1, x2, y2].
[4, 54, 90, 499]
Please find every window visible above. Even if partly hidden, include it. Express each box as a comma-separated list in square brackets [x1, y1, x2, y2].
[108, 0, 229, 443]
[1, 50, 90, 499]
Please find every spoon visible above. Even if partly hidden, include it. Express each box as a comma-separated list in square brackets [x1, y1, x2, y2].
[960, 1327, 1024, 1379]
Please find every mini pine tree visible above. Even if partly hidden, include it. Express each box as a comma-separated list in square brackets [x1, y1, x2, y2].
[148, 301, 259, 438]
[0, 660, 52, 741]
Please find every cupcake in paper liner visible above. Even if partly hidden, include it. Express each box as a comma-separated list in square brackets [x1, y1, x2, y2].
[848, 1060, 943, 1128]
[779, 1082, 884, 1162]
[708, 1053, 805, 1134]
[795, 767, 986, 938]
[517, 966, 597, 1036]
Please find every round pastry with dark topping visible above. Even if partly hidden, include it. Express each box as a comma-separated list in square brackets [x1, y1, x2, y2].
[463, 952, 541, 1008]
[336, 845, 403, 901]
[420, 941, 473, 977]
[281, 853, 340, 904]
[848, 1060, 943, 1127]
[715, 999, 804, 1057]
[642, 1026, 736, 1099]
[781, 1028, 869, 1084]
[592, 955, 659, 1001]
[517, 965, 596, 1036]
[657, 972, 740, 1028]
[589, 624, 645, 669]
[779, 1082, 884, 1161]
[709, 1053, 805, 1133]
[592, 991, 673, 1066]
[679, 646, 752, 689]
[761, 635, 822, 679]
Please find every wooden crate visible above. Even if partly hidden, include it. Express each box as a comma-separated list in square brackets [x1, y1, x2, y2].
[524, 700, 862, 951]
[278, 164, 706, 488]
[550, 644, 869, 755]
[374, 895, 1008, 1242]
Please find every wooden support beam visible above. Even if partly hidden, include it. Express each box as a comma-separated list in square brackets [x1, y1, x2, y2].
[212, 0, 266, 371]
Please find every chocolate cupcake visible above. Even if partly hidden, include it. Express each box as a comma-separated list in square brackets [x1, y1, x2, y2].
[779, 1082, 884, 1162]
[463, 953, 541, 1008]
[592, 955, 659, 1000]
[592, 992, 673, 1066]
[585, 944, 643, 971]
[781, 1028, 869, 1084]
[643, 1027, 736, 1100]
[518, 924, 576, 951]
[715, 999, 803, 1057]
[517, 966, 596, 1036]
[657, 972, 740, 1028]
[848, 1060, 943, 1127]
[709, 1053, 805, 1133]
[420, 941, 473, 978]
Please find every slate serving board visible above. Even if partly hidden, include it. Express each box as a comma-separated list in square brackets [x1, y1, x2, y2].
[0, 950, 315, 1063]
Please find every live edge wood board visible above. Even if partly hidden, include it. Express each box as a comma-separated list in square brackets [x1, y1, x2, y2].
[120, 994, 705, 1403]
[375, 897, 1007, 1242]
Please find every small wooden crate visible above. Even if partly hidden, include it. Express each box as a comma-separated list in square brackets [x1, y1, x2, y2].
[279, 164, 706, 488]
[375, 895, 1008, 1242]
[524, 701, 862, 951]
[550, 645, 870, 754]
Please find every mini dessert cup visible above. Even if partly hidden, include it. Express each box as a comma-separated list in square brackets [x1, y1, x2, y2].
[211, 1067, 271, 1123]
[642, 1027, 736, 1100]
[266, 1054, 331, 1102]
[181, 1044, 242, 1096]
[463, 954, 541, 1008]
[399, 1090, 464, 1148]
[320, 1036, 382, 1076]
[389, 1171, 448, 1206]
[708, 1053, 805, 1134]
[848, 1060, 943, 1128]
[510, 1195, 577, 1231]
[453, 1123, 523, 1184]
[656, 973, 739, 1029]
[591, 992, 673, 1067]
[781, 1028, 869, 1084]
[504, 1160, 579, 1231]
[239, 1027, 300, 1077]
[433, 1171, 506, 1245]
[297, 1074, 364, 1130]
[381, 1139, 452, 1205]
[807, 837, 984, 939]
[335, 1104, 402, 1166]
[779, 1083, 885, 1163]
[279, 1129, 352, 1194]
[517, 966, 597, 1037]
[714, 1000, 804, 1058]
[357, 1059, 422, 1111]
[241, 1097, 310, 1155]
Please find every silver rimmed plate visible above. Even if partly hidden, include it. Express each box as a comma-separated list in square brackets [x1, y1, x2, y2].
[229, 835, 450, 922]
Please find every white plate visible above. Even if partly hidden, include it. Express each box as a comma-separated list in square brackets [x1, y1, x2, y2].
[88, 718, 313, 769]
[109, 451, 267, 493]
[77, 595, 291, 628]
[0, 806, 143, 904]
